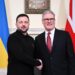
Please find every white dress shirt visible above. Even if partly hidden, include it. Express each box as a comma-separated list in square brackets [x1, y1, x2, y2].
[45, 28, 55, 47]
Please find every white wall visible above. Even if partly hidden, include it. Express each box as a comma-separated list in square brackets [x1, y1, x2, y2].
[5, 0, 69, 34]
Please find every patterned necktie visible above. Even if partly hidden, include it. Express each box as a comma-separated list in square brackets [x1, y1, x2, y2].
[47, 32, 51, 52]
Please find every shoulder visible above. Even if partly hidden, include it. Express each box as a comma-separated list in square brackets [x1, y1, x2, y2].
[55, 28, 71, 38]
[7, 31, 17, 42]
[28, 35, 34, 41]
[55, 28, 69, 35]
[35, 32, 45, 39]
[8, 31, 16, 38]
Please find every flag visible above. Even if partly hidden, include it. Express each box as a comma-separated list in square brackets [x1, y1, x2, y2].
[0, 0, 9, 68]
[65, 0, 75, 52]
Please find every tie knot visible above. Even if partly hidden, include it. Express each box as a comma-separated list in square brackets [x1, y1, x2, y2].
[48, 32, 50, 35]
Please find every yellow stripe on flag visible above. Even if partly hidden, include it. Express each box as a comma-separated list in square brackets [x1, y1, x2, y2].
[0, 38, 8, 68]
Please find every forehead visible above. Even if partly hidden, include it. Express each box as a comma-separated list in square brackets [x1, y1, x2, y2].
[18, 16, 29, 21]
[43, 13, 54, 18]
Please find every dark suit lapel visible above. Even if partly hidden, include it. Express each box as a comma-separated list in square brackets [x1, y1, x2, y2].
[40, 32, 47, 49]
[51, 29, 59, 53]
[40, 32, 52, 54]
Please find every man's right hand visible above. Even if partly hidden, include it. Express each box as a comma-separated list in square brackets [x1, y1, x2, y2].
[36, 59, 43, 70]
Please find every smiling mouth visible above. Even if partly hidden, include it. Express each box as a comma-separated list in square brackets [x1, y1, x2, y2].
[47, 24, 52, 26]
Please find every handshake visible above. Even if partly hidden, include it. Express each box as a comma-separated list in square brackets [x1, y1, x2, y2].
[36, 59, 43, 70]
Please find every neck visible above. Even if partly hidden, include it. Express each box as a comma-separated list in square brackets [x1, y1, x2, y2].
[22, 32, 27, 35]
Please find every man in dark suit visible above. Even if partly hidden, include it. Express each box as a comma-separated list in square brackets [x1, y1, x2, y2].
[7, 14, 41, 75]
[35, 10, 75, 75]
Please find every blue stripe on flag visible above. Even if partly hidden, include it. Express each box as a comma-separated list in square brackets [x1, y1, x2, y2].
[0, 0, 9, 50]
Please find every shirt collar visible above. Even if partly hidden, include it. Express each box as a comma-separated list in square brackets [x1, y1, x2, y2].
[45, 28, 55, 37]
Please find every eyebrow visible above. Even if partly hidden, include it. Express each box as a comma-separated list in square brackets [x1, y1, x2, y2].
[43, 18, 55, 20]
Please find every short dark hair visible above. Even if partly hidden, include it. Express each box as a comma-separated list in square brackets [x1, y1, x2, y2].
[16, 14, 29, 22]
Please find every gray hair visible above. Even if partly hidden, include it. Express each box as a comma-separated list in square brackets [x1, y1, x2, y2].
[42, 10, 55, 19]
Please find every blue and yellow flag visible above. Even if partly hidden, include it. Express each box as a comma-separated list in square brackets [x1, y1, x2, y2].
[0, 0, 9, 68]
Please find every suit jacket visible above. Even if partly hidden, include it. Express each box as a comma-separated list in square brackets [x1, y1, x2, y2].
[35, 28, 75, 75]
[7, 30, 40, 75]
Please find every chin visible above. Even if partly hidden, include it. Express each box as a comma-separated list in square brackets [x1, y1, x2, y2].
[22, 29, 28, 33]
[46, 28, 52, 31]
[22, 30, 27, 32]
[19, 29, 27, 33]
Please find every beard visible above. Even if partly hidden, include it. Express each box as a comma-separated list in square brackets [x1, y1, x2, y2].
[18, 29, 28, 33]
